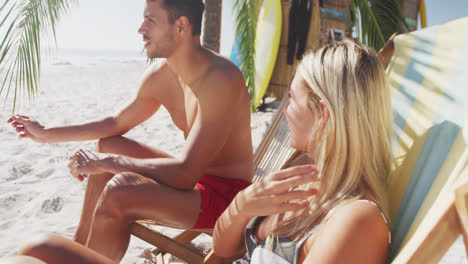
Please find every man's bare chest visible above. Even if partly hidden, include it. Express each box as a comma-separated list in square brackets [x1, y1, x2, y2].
[160, 86, 199, 137]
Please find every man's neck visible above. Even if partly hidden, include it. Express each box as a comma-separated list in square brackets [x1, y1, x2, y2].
[166, 37, 212, 87]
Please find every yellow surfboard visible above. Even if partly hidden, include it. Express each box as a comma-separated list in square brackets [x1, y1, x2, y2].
[253, 0, 282, 110]
[419, 0, 427, 28]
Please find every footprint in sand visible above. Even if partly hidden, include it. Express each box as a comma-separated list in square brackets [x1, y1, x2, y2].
[41, 197, 64, 213]
[10, 144, 27, 156]
[24, 151, 49, 161]
[35, 168, 55, 179]
[0, 159, 8, 167]
[0, 220, 15, 230]
[2, 196, 18, 209]
[7, 163, 33, 181]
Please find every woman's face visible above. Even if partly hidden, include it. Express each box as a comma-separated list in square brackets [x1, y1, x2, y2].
[285, 73, 319, 152]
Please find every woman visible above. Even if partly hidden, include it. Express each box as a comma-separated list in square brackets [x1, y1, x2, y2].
[213, 39, 393, 264]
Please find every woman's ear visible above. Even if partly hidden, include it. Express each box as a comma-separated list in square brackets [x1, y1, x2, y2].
[319, 100, 329, 124]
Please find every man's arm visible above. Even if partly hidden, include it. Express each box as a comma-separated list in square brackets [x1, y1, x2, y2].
[8, 64, 164, 143]
[75, 65, 245, 189]
[115, 67, 242, 189]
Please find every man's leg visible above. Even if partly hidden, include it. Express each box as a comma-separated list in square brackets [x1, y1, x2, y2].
[19, 234, 114, 264]
[74, 136, 174, 244]
[85, 172, 202, 262]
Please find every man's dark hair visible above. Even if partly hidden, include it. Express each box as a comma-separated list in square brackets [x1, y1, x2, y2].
[159, 0, 205, 35]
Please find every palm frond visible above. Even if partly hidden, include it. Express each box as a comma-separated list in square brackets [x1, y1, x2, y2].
[233, 0, 257, 111]
[0, 0, 76, 112]
[350, 0, 408, 51]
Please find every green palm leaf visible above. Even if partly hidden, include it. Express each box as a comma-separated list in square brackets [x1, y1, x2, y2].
[233, 0, 257, 112]
[0, 0, 76, 112]
[350, 0, 408, 51]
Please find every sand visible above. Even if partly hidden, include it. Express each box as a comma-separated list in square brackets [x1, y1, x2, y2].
[0, 52, 465, 263]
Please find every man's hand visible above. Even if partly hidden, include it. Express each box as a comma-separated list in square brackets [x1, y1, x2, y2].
[235, 165, 320, 217]
[7, 115, 47, 143]
[68, 149, 119, 181]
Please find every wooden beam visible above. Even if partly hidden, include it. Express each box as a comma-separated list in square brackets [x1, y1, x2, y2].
[152, 230, 203, 254]
[391, 171, 468, 263]
[455, 178, 468, 256]
[392, 200, 461, 263]
[202, 0, 222, 52]
[378, 32, 398, 66]
[130, 222, 205, 264]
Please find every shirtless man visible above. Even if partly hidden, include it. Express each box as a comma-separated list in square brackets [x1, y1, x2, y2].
[7, 0, 253, 262]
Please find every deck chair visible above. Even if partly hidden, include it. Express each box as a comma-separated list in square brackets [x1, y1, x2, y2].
[130, 92, 296, 263]
[383, 17, 468, 263]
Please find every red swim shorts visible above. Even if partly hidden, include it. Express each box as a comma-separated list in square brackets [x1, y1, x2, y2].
[193, 174, 251, 229]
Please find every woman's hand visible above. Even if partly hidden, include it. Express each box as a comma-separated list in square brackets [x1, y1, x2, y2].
[236, 164, 320, 217]
[68, 149, 118, 181]
[7, 115, 48, 143]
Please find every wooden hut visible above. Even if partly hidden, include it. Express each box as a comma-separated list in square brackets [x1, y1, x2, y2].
[267, 0, 351, 99]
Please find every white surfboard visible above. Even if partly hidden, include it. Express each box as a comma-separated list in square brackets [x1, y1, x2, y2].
[253, 0, 282, 110]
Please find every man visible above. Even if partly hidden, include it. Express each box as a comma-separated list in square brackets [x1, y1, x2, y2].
[8, 0, 253, 262]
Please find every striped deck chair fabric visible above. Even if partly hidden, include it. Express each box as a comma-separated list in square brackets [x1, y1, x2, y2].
[386, 17, 468, 263]
[252, 92, 296, 183]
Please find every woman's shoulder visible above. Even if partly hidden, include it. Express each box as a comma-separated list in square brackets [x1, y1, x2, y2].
[326, 200, 390, 246]
[331, 199, 388, 228]
[301, 200, 389, 263]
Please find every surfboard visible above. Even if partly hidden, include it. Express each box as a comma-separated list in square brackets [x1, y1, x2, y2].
[229, 35, 243, 72]
[252, 0, 282, 110]
[419, 0, 427, 28]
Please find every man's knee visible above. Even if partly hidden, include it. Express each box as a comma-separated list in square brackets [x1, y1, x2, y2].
[95, 136, 124, 153]
[94, 172, 146, 223]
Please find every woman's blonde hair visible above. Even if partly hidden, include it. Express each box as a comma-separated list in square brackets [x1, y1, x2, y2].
[272, 39, 393, 241]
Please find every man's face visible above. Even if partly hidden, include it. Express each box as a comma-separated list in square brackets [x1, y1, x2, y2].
[138, 0, 177, 58]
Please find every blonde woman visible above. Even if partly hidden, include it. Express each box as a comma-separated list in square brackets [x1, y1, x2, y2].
[213, 39, 393, 264]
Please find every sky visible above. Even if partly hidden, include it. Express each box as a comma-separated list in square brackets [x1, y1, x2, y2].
[48, 0, 468, 57]
[46, 0, 236, 55]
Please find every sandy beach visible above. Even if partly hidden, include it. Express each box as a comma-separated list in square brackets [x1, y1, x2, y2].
[0, 51, 466, 263]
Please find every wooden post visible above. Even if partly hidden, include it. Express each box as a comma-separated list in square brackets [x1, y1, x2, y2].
[202, 0, 222, 52]
[399, 0, 420, 32]
[455, 178, 468, 256]
[130, 222, 205, 264]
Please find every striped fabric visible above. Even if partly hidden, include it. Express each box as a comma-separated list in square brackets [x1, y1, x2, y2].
[387, 17, 468, 261]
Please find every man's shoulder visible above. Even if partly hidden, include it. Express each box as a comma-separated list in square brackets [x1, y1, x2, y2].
[202, 56, 246, 94]
[195, 56, 249, 115]
[141, 59, 172, 82]
[138, 59, 177, 97]
[210, 55, 243, 80]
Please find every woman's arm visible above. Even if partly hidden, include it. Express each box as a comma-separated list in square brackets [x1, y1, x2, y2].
[213, 165, 320, 257]
[212, 192, 254, 257]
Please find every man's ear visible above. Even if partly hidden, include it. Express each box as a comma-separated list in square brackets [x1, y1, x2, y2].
[176, 16, 190, 33]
